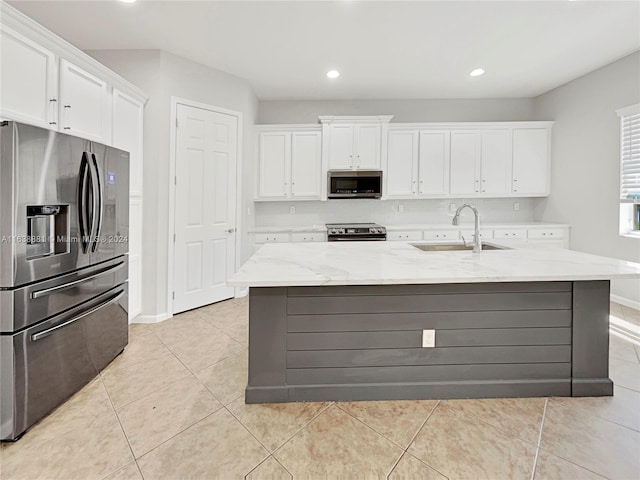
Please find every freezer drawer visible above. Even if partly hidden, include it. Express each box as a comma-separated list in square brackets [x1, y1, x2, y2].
[0, 283, 128, 441]
[0, 256, 127, 333]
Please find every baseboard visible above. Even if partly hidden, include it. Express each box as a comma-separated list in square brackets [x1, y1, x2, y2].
[610, 294, 640, 311]
[235, 287, 249, 298]
[131, 312, 172, 324]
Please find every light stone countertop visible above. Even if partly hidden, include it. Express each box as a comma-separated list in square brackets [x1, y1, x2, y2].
[228, 241, 640, 287]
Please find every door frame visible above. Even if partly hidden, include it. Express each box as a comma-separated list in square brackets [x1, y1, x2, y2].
[167, 96, 243, 316]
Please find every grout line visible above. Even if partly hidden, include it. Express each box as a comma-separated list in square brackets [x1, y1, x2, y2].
[268, 402, 335, 457]
[530, 397, 548, 480]
[99, 376, 139, 468]
[385, 451, 406, 479]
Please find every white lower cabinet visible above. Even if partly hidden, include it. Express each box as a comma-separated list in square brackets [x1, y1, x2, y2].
[388, 231, 422, 241]
[254, 233, 290, 244]
[291, 233, 325, 242]
[422, 230, 460, 241]
[460, 229, 493, 241]
[493, 228, 527, 239]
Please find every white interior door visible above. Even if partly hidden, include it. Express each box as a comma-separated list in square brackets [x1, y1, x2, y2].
[173, 104, 237, 314]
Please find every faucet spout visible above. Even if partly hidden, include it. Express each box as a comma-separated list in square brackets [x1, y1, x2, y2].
[452, 203, 482, 252]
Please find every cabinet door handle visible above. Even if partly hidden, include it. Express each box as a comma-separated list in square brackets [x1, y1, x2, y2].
[49, 98, 57, 125]
[63, 104, 71, 130]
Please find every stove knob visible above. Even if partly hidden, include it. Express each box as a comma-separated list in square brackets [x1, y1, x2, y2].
[328, 228, 337, 235]
[338, 228, 346, 234]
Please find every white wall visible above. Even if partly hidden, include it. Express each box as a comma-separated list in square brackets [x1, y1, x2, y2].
[258, 98, 535, 124]
[533, 51, 640, 305]
[87, 49, 258, 320]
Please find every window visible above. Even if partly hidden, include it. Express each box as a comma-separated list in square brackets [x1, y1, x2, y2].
[617, 104, 640, 236]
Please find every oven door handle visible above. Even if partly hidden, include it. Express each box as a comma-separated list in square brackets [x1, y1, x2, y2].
[30, 261, 125, 299]
[31, 289, 125, 342]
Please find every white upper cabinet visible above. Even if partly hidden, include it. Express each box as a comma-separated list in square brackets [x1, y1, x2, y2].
[327, 123, 381, 169]
[258, 131, 290, 198]
[385, 122, 552, 199]
[320, 115, 392, 171]
[256, 128, 321, 200]
[419, 131, 450, 195]
[480, 129, 512, 194]
[512, 128, 550, 195]
[354, 124, 382, 169]
[0, 27, 58, 128]
[328, 124, 354, 169]
[387, 130, 418, 197]
[450, 130, 480, 194]
[290, 131, 322, 198]
[59, 60, 110, 143]
[386, 129, 449, 198]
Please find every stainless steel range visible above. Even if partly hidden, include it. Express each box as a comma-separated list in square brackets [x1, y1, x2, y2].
[326, 223, 387, 241]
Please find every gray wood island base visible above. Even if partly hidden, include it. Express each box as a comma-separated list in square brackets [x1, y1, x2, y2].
[246, 281, 612, 403]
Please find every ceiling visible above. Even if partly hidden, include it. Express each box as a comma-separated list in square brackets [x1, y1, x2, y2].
[8, 0, 640, 100]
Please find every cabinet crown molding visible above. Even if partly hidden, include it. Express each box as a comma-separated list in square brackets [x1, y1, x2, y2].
[318, 115, 394, 124]
[388, 121, 554, 130]
[1, 1, 148, 104]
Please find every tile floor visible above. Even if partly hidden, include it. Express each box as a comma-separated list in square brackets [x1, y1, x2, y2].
[1, 298, 639, 480]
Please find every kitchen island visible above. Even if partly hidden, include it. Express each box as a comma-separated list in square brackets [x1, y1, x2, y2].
[228, 241, 640, 403]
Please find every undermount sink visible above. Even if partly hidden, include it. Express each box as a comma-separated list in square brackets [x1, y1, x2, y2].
[411, 242, 510, 252]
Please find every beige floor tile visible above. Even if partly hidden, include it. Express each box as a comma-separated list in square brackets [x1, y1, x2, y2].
[408, 402, 536, 480]
[610, 334, 640, 364]
[388, 452, 447, 479]
[246, 456, 292, 480]
[217, 319, 249, 346]
[274, 405, 404, 478]
[137, 409, 268, 479]
[195, 351, 247, 404]
[336, 399, 438, 448]
[534, 451, 606, 480]
[621, 304, 640, 321]
[128, 323, 157, 338]
[549, 386, 640, 432]
[540, 401, 640, 479]
[102, 462, 144, 480]
[9, 377, 114, 449]
[108, 328, 172, 372]
[610, 357, 640, 392]
[228, 398, 329, 452]
[2, 409, 133, 480]
[438, 397, 546, 445]
[150, 312, 213, 347]
[101, 350, 191, 409]
[168, 327, 245, 372]
[116, 375, 222, 457]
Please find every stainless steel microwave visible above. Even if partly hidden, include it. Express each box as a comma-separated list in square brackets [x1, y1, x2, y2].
[327, 170, 383, 199]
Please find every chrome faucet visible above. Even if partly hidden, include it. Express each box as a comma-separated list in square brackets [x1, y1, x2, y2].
[452, 203, 482, 253]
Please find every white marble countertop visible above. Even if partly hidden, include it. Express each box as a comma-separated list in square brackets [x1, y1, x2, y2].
[228, 241, 640, 287]
[248, 222, 570, 234]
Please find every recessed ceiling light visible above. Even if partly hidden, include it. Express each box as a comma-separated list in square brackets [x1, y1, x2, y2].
[120, 0, 136, 3]
[326, 70, 340, 79]
[470, 68, 485, 77]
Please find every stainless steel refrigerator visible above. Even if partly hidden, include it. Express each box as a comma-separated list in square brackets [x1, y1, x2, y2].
[0, 121, 129, 441]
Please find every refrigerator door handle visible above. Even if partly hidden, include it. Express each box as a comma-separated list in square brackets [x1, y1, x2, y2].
[78, 152, 91, 254]
[31, 289, 125, 342]
[30, 260, 125, 299]
[89, 153, 103, 253]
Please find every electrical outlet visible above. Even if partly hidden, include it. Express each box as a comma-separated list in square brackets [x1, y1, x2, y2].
[449, 203, 457, 212]
[513, 202, 520, 211]
[289, 206, 296, 214]
[422, 329, 435, 348]
[398, 204, 405, 213]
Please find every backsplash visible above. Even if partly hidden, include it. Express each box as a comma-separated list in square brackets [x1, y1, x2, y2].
[254, 198, 536, 227]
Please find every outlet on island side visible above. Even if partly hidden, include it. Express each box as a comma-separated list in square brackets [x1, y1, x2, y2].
[513, 202, 520, 211]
